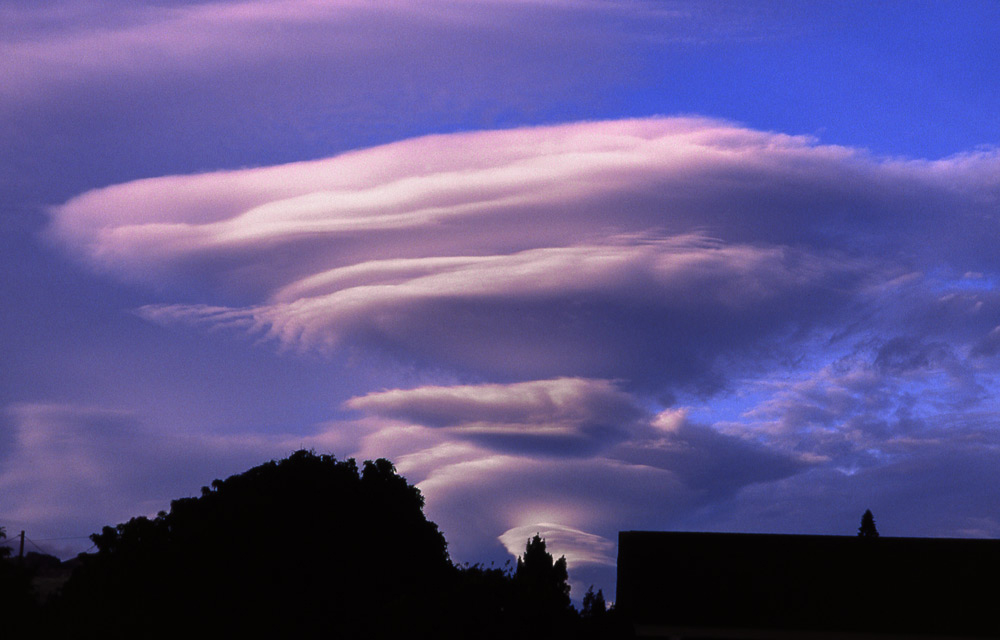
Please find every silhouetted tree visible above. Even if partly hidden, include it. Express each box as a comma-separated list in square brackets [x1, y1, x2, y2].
[858, 509, 879, 538]
[451, 561, 518, 638]
[516, 534, 572, 608]
[511, 534, 577, 637]
[52, 451, 453, 639]
[580, 583, 632, 639]
[582, 585, 607, 618]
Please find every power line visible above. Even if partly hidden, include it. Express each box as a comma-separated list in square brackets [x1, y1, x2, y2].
[1, 532, 96, 557]
[1, 535, 93, 542]
[25, 536, 50, 554]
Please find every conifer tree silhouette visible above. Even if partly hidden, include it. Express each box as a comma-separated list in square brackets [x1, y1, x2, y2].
[513, 534, 576, 637]
[858, 509, 879, 537]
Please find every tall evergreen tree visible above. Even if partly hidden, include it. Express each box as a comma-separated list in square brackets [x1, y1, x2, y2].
[858, 509, 879, 538]
[515, 534, 572, 612]
[510, 534, 578, 637]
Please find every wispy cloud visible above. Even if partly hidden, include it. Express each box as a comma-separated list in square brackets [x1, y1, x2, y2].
[2, 0, 710, 114]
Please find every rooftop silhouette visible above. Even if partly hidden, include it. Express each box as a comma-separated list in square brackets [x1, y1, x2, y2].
[616, 530, 1000, 639]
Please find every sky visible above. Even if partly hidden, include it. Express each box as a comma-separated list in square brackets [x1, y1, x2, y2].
[2, 0, 1000, 600]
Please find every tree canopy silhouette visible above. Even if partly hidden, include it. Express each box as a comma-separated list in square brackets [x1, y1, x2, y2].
[858, 509, 879, 538]
[512, 534, 576, 636]
[582, 585, 607, 618]
[54, 451, 453, 639]
[516, 534, 571, 609]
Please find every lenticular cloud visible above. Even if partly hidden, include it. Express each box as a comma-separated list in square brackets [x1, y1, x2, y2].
[48, 117, 1000, 394]
[42, 117, 1000, 584]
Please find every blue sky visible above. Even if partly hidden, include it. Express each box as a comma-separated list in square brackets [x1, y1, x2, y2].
[2, 1, 1000, 600]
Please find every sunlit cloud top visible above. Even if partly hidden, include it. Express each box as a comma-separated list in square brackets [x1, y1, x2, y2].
[48, 118, 1000, 398]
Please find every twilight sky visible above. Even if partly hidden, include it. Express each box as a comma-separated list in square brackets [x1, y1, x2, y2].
[3, 0, 1000, 599]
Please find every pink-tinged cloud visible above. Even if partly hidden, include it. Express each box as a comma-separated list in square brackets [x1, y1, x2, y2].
[48, 117, 884, 272]
[413, 452, 687, 554]
[54, 117, 981, 392]
[407, 447, 684, 601]
[346, 378, 643, 431]
[337, 378, 809, 594]
[3, 0, 699, 120]
[50, 117, 829, 280]
[499, 522, 617, 599]
[499, 522, 616, 568]
[1, 1, 438, 103]
[346, 377, 646, 456]
[396, 412, 804, 597]
[128, 235, 870, 393]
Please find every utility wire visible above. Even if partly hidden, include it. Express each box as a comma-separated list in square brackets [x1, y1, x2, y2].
[26, 537, 49, 554]
[1, 533, 96, 557]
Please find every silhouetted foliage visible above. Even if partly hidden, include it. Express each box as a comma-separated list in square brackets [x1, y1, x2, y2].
[0, 526, 34, 635]
[52, 451, 453, 639]
[511, 534, 577, 637]
[580, 584, 633, 639]
[516, 534, 572, 607]
[858, 509, 879, 538]
[582, 585, 607, 618]
[44, 452, 638, 638]
[451, 561, 518, 638]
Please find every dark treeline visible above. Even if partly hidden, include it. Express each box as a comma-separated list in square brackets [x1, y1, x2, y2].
[1, 451, 629, 639]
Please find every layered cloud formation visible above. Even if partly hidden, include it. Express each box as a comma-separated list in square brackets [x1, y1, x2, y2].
[49, 118, 1000, 390]
[40, 118, 1000, 594]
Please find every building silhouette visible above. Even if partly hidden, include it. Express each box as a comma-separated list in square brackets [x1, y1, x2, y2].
[615, 531, 1000, 639]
